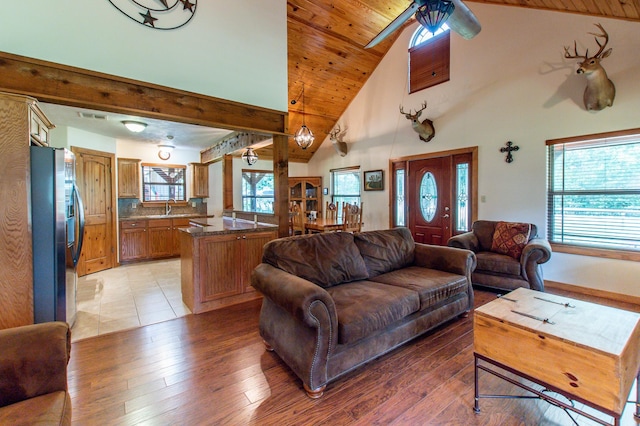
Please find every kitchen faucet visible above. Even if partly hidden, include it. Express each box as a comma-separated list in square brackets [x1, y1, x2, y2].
[165, 198, 176, 215]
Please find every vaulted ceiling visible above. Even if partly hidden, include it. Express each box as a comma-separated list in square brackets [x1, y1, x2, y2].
[256, 0, 639, 163]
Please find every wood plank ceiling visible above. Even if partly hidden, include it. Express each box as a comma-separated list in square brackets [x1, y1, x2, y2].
[255, 0, 639, 163]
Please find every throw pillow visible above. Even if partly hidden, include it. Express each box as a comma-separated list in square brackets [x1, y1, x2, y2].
[490, 221, 531, 260]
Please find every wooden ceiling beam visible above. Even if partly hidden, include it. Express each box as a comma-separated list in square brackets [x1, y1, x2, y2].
[200, 132, 273, 164]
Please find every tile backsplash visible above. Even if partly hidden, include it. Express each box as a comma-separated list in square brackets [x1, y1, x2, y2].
[118, 198, 207, 218]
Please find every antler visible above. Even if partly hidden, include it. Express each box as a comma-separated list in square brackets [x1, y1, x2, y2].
[588, 23, 609, 58]
[564, 41, 587, 60]
[400, 102, 428, 116]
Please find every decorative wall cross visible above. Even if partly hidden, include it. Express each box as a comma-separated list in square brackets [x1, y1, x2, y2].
[500, 141, 519, 163]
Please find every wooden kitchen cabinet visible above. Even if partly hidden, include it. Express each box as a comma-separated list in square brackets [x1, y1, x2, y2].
[117, 158, 141, 198]
[171, 218, 191, 256]
[148, 219, 173, 258]
[191, 163, 209, 198]
[0, 93, 55, 329]
[120, 220, 148, 261]
[181, 225, 277, 313]
[289, 176, 322, 214]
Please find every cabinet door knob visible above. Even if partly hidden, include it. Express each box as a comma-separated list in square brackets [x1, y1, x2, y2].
[243, 236, 247, 239]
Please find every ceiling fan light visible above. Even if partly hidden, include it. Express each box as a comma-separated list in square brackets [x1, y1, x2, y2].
[242, 147, 259, 165]
[294, 125, 315, 150]
[415, 0, 455, 33]
[122, 120, 147, 133]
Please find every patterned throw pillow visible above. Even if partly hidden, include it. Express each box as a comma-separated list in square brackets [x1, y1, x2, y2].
[490, 221, 531, 259]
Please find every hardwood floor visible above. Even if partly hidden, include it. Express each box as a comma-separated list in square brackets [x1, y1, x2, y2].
[68, 288, 640, 425]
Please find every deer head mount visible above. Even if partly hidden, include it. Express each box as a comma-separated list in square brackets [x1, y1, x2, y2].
[400, 102, 435, 142]
[564, 23, 616, 111]
[328, 125, 348, 157]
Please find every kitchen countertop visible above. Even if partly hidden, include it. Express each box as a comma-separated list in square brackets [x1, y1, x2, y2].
[181, 217, 278, 237]
[120, 214, 212, 220]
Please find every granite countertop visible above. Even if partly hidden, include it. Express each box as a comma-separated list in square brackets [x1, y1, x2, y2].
[120, 214, 212, 221]
[181, 217, 279, 237]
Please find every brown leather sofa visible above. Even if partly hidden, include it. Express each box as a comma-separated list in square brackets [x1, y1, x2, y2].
[447, 220, 552, 292]
[0, 322, 72, 425]
[251, 227, 476, 398]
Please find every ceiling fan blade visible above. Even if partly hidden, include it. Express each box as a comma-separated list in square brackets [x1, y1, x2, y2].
[365, 2, 419, 49]
[447, 0, 481, 39]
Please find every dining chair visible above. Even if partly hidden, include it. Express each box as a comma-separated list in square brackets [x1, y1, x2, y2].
[290, 203, 305, 235]
[325, 201, 338, 220]
[342, 202, 363, 233]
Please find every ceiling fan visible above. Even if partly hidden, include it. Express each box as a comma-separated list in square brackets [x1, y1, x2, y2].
[365, 0, 481, 48]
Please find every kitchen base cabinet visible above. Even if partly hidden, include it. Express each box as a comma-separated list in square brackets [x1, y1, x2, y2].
[120, 220, 148, 261]
[120, 217, 203, 263]
[148, 219, 173, 258]
[180, 223, 277, 313]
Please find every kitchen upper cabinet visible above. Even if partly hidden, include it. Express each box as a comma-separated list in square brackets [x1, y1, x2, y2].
[191, 163, 209, 198]
[117, 158, 140, 199]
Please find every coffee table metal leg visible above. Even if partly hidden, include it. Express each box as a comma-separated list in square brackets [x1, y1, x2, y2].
[474, 354, 481, 413]
[635, 370, 640, 421]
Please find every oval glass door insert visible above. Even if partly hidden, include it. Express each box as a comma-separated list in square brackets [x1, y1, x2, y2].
[420, 172, 437, 222]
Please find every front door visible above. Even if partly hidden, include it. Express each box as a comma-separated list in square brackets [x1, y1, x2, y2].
[73, 147, 116, 276]
[408, 157, 452, 245]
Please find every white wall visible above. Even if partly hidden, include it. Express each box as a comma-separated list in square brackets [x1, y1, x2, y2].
[0, 1, 288, 112]
[307, 5, 640, 297]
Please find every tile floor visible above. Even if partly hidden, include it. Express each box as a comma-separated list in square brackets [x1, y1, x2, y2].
[71, 258, 191, 342]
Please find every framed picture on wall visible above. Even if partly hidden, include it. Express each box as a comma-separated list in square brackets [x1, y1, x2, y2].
[363, 170, 384, 191]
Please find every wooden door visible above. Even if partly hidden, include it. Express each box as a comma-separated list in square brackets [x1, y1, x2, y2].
[73, 147, 116, 276]
[408, 157, 452, 245]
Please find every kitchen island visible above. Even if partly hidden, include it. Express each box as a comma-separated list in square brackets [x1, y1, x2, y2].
[180, 217, 279, 313]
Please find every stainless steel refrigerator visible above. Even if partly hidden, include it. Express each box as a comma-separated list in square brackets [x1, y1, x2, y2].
[30, 146, 84, 326]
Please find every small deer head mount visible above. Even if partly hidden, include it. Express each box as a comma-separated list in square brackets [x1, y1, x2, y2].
[564, 23, 616, 111]
[400, 101, 435, 142]
[328, 124, 348, 157]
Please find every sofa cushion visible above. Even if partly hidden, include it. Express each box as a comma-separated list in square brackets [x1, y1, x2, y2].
[476, 251, 521, 276]
[370, 266, 468, 311]
[262, 232, 369, 288]
[491, 221, 531, 259]
[327, 281, 420, 345]
[354, 228, 415, 278]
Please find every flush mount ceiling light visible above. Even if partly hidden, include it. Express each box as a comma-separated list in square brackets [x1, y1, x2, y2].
[415, 0, 455, 33]
[292, 83, 314, 150]
[242, 147, 258, 166]
[158, 144, 175, 160]
[122, 120, 147, 133]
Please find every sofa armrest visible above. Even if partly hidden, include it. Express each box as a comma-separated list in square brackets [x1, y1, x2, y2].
[521, 238, 552, 265]
[414, 243, 477, 276]
[0, 322, 71, 408]
[447, 231, 479, 252]
[251, 263, 338, 330]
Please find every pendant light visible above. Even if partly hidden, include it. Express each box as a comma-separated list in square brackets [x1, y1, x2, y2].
[294, 83, 314, 149]
[415, 0, 455, 34]
[242, 147, 258, 165]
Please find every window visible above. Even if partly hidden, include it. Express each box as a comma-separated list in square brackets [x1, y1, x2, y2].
[408, 24, 450, 93]
[547, 129, 640, 256]
[242, 170, 274, 213]
[142, 164, 186, 202]
[394, 166, 406, 227]
[331, 167, 360, 218]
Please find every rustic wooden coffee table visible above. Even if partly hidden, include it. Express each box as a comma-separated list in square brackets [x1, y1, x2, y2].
[474, 287, 640, 426]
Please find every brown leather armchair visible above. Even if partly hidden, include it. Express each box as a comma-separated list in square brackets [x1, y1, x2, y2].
[447, 220, 551, 292]
[0, 322, 72, 425]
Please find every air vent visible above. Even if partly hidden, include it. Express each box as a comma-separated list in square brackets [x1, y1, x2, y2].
[77, 112, 108, 120]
